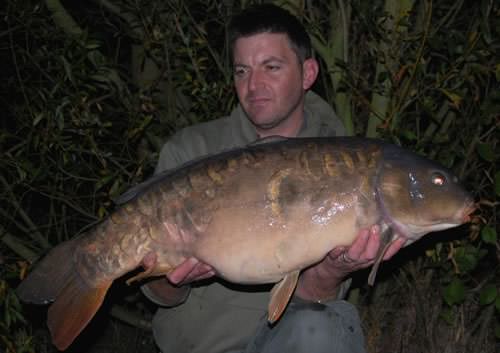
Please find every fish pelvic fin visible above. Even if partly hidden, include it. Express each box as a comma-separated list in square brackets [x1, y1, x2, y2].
[126, 251, 173, 285]
[367, 227, 394, 286]
[267, 270, 300, 324]
[48, 273, 112, 350]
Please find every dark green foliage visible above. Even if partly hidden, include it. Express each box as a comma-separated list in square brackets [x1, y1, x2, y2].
[1, 0, 498, 352]
[443, 277, 466, 306]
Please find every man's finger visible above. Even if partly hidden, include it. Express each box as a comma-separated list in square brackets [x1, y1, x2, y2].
[326, 247, 346, 261]
[182, 263, 215, 284]
[346, 228, 371, 260]
[362, 226, 382, 260]
[185, 268, 216, 283]
[166, 258, 199, 285]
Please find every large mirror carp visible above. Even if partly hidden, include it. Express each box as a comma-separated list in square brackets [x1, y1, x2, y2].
[17, 137, 475, 350]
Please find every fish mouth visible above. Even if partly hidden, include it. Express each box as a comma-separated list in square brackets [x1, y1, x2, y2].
[419, 199, 477, 229]
[395, 200, 476, 241]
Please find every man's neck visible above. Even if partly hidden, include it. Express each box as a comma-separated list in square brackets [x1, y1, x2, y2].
[256, 111, 305, 139]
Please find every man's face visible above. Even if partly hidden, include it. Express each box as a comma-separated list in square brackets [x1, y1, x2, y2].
[233, 32, 315, 135]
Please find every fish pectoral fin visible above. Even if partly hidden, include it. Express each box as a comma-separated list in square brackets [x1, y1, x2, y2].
[267, 270, 300, 324]
[367, 227, 395, 286]
[47, 273, 112, 350]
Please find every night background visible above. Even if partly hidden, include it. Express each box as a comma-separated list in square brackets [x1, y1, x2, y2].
[1, 1, 499, 352]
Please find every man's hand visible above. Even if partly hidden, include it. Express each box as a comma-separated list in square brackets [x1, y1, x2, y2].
[141, 256, 215, 306]
[294, 225, 406, 302]
[166, 257, 216, 286]
[141, 251, 216, 287]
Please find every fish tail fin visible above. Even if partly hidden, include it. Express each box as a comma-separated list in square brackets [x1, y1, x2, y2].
[17, 238, 81, 304]
[17, 238, 111, 350]
[48, 275, 111, 350]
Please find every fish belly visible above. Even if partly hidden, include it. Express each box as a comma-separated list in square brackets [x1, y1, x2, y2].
[192, 198, 363, 283]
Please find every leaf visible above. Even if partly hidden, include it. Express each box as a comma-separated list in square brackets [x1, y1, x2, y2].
[481, 226, 497, 244]
[33, 112, 45, 126]
[85, 41, 101, 50]
[479, 285, 497, 305]
[441, 89, 462, 109]
[61, 56, 74, 84]
[98, 205, 108, 219]
[440, 307, 455, 325]
[54, 98, 70, 130]
[495, 171, 500, 196]
[402, 129, 418, 141]
[108, 178, 123, 198]
[476, 143, 495, 162]
[454, 246, 479, 273]
[480, 0, 492, 44]
[95, 175, 114, 190]
[90, 74, 111, 84]
[443, 278, 466, 306]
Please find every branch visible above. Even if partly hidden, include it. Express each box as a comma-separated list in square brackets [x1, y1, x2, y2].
[45, 0, 125, 93]
[390, 0, 432, 129]
[463, 302, 495, 348]
[110, 305, 152, 331]
[95, 0, 144, 37]
[180, 2, 229, 80]
[337, 0, 349, 64]
[0, 175, 51, 250]
[0, 226, 39, 263]
[366, 0, 418, 137]
[45, 0, 83, 37]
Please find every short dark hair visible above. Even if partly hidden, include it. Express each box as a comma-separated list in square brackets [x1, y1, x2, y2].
[228, 4, 312, 62]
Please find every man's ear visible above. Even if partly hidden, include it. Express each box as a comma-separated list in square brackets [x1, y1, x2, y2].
[302, 58, 319, 90]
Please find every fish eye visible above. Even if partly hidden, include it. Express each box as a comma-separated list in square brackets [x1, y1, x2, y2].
[431, 172, 446, 186]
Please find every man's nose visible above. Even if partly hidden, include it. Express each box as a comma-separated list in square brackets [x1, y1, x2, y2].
[248, 70, 263, 91]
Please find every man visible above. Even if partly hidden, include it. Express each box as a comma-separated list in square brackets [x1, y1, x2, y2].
[142, 4, 404, 353]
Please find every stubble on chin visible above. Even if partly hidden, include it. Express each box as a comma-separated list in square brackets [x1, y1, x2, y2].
[245, 110, 289, 131]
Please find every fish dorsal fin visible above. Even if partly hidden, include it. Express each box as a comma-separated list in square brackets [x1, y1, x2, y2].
[48, 275, 112, 350]
[368, 227, 395, 285]
[267, 270, 300, 323]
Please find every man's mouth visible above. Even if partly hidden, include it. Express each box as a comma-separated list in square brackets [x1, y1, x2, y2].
[247, 96, 271, 104]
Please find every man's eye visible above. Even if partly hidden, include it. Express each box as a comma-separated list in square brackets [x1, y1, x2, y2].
[234, 68, 247, 77]
[266, 65, 280, 71]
